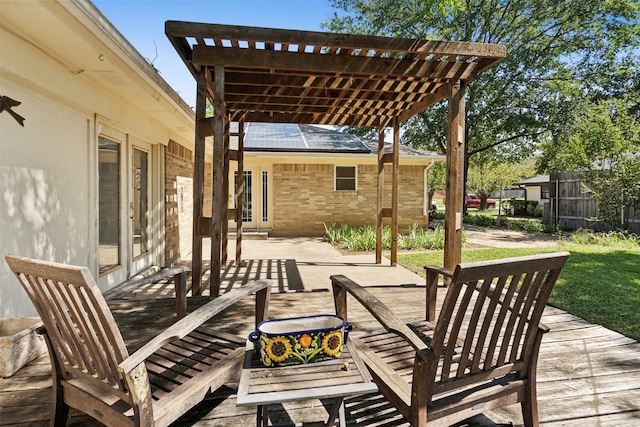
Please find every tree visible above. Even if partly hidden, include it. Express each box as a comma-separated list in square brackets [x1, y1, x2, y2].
[427, 161, 446, 207]
[467, 156, 535, 210]
[325, 0, 639, 205]
[537, 98, 640, 230]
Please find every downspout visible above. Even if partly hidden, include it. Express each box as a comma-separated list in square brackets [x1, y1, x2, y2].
[554, 177, 560, 228]
[423, 159, 435, 216]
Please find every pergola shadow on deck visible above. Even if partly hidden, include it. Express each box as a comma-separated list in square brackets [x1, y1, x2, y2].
[164, 21, 506, 296]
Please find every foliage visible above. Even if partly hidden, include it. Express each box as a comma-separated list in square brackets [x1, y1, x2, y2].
[326, 0, 640, 171]
[427, 161, 446, 195]
[566, 228, 640, 249]
[537, 98, 640, 230]
[467, 157, 535, 209]
[507, 218, 547, 234]
[504, 199, 539, 216]
[397, 244, 640, 341]
[462, 213, 498, 227]
[324, 223, 448, 251]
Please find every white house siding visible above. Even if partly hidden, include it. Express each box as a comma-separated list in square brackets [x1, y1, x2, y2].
[0, 3, 193, 318]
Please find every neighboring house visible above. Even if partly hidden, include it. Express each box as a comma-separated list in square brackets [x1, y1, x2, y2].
[225, 123, 445, 237]
[513, 175, 550, 215]
[0, 1, 194, 318]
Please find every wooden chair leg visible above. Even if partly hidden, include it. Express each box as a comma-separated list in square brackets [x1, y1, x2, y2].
[521, 378, 539, 427]
[38, 328, 69, 427]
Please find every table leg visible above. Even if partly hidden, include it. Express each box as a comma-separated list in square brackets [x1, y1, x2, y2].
[325, 397, 345, 427]
[257, 404, 268, 427]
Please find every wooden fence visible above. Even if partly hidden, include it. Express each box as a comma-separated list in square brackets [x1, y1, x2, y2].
[548, 172, 640, 233]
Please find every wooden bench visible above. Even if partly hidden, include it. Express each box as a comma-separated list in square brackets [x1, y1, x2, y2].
[103, 265, 191, 318]
[332, 252, 570, 427]
[6, 254, 272, 427]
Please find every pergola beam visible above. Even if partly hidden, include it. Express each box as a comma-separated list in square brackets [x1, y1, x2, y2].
[192, 46, 481, 81]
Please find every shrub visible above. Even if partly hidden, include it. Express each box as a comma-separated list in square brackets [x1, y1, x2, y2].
[507, 219, 547, 234]
[505, 199, 539, 216]
[567, 228, 640, 248]
[463, 214, 499, 227]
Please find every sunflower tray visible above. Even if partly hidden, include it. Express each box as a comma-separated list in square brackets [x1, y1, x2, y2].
[249, 315, 352, 367]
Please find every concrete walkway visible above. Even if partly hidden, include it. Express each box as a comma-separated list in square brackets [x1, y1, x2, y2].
[197, 228, 560, 295]
[209, 237, 425, 294]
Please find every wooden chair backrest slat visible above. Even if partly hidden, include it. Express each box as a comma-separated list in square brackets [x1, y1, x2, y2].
[430, 253, 569, 390]
[5, 255, 131, 396]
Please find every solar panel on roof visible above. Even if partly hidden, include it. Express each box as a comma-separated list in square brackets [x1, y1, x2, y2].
[243, 123, 370, 153]
[244, 123, 306, 149]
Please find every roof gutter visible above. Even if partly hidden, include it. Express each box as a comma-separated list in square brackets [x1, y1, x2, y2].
[62, 0, 195, 122]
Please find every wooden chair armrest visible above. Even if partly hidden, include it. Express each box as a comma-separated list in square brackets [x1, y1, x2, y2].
[331, 275, 436, 361]
[119, 279, 272, 374]
[423, 265, 454, 278]
[538, 321, 550, 334]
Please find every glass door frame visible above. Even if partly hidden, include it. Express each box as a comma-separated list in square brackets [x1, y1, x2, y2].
[97, 122, 158, 288]
[129, 140, 153, 275]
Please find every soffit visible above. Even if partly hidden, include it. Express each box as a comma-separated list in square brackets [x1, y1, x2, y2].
[166, 21, 506, 128]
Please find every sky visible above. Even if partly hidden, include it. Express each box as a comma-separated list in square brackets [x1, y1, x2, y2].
[92, 0, 340, 109]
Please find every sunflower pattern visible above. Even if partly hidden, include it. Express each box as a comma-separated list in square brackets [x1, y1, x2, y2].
[264, 336, 292, 364]
[255, 329, 346, 367]
[322, 331, 343, 357]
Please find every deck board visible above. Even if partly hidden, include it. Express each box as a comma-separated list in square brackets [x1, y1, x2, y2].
[1, 284, 639, 426]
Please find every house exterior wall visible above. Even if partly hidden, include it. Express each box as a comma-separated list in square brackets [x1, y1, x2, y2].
[271, 163, 428, 236]
[0, 6, 193, 318]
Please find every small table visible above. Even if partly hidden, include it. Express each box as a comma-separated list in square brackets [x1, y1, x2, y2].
[237, 339, 378, 427]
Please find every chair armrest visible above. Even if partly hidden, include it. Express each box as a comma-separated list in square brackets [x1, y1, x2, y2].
[119, 279, 272, 374]
[423, 265, 454, 278]
[331, 275, 436, 361]
[538, 321, 550, 334]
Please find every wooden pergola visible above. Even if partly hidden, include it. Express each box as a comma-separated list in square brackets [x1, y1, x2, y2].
[165, 21, 506, 296]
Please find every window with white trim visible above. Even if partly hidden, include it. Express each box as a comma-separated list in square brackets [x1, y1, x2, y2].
[335, 166, 357, 191]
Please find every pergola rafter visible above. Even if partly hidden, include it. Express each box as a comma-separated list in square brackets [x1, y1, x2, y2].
[166, 21, 506, 295]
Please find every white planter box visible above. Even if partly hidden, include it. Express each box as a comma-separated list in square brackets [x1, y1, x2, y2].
[0, 318, 47, 377]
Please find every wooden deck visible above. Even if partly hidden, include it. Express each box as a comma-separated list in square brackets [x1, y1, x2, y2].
[2, 280, 640, 426]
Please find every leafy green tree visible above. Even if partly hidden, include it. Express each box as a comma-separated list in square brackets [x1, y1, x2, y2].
[326, 0, 639, 205]
[467, 156, 535, 209]
[427, 161, 446, 207]
[538, 98, 640, 230]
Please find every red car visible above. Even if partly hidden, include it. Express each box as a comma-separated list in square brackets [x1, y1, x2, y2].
[466, 193, 496, 209]
[444, 193, 497, 209]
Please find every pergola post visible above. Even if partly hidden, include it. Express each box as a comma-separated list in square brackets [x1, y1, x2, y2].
[235, 119, 245, 265]
[391, 118, 400, 266]
[191, 68, 209, 296]
[376, 126, 385, 264]
[221, 117, 230, 267]
[444, 80, 466, 271]
[210, 64, 226, 297]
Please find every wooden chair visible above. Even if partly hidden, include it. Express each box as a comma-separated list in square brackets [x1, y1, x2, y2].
[5, 254, 271, 427]
[331, 252, 569, 427]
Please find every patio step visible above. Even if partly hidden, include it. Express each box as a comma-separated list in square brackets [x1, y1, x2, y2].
[228, 230, 269, 240]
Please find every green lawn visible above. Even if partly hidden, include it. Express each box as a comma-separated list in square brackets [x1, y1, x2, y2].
[397, 244, 640, 341]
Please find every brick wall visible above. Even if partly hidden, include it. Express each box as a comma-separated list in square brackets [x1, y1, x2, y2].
[272, 163, 427, 236]
[165, 140, 193, 266]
